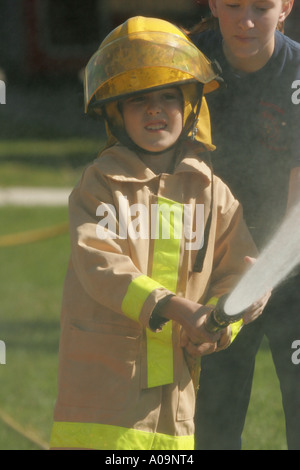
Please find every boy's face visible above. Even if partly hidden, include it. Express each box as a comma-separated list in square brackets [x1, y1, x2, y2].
[209, 0, 293, 70]
[122, 87, 183, 153]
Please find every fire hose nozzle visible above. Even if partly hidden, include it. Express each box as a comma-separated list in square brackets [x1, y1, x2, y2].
[205, 294, 246, 334]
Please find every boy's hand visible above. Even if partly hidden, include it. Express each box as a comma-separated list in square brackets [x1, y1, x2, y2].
[180, 328, 217, 357]
[216, 325, 232, 351]
[181, 324, 231, 357]
[163, 296, 221, 342]
[159, 296, 221, 349]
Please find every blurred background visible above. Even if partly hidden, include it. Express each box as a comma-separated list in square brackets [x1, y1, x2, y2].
[0, 0, 299, 450]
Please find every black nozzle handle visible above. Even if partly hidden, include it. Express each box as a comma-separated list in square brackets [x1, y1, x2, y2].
[205, 295, 245, 334]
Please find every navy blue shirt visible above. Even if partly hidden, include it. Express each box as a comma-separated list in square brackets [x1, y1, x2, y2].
[192, 30, 300, 247]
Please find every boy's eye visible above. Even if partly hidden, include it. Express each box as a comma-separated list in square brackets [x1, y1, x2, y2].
[127, 95, 146, 104]
[163, 93, 178, 100]
[162, 90, 182, 102]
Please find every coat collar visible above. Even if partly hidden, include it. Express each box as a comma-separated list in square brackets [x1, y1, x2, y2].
[94, 143, 212, 184]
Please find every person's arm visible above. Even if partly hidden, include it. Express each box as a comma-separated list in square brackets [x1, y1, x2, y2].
[68, 164, 171, 323]
[157, 295, 222, 356]
[162, 182, 264, 357]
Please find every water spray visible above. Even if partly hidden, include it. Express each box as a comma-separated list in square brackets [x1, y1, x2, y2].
[205, 202, 300, 334]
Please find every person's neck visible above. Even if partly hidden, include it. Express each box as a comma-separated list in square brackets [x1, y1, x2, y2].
[223, 39, 275, 74]
[138, 147, 177, 175]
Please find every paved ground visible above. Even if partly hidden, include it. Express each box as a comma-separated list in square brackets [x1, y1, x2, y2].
[0, 187, 72, 206]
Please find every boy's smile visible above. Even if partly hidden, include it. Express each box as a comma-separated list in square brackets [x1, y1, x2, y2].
[122, 88, 183, 153]
[144, 119, 168, 132]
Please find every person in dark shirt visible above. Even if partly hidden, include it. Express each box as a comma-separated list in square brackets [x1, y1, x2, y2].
[190, 0, 300, 450]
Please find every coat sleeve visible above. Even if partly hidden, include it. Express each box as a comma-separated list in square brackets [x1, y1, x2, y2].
[68, 164, 172, 329]
[204, 179, 259, 340]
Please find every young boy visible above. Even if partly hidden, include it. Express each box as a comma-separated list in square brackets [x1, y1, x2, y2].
[49, 16, 264, 450]
[190, 0, 300, 450]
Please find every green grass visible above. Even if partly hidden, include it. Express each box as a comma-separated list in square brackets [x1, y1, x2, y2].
[0, 206, 69, 449]
[0, 138, 104, 187]
[0, 205, 288, 450]
[242, 337, 287, 450]
[0, 161, 82, 188]
[0, 139, 101, 159]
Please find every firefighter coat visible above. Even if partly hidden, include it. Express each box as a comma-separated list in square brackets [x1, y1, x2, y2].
[50, 142, 257, 450]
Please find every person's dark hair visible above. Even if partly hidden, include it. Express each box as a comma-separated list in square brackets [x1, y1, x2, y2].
[188, 13, 219, 35]
[189, 7, 286, 36]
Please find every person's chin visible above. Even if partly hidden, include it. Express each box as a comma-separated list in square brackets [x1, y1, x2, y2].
[226, 37, 257, 55]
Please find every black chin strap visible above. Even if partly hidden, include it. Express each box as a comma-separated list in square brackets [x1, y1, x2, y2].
[193, 154, 214, 273]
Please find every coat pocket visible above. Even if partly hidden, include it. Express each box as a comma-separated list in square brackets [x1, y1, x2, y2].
[176, 356, 196, 422]
[59, 322, 142, 412]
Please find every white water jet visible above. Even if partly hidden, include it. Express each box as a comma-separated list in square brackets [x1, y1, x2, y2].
[224, 202, 300, 316]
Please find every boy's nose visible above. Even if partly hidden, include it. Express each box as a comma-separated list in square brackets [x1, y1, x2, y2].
[146, 97, 162, 115]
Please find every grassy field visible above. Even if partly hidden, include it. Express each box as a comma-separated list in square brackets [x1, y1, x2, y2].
[0, 206, 69, 449]
[0, 136, 288, 450]
[0, 206, 288, 450]
[0, 138, 101, 188]
[242, 339, 287, 450]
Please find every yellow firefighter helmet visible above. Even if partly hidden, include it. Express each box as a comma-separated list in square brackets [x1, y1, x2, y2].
[84, 16, 221, 149]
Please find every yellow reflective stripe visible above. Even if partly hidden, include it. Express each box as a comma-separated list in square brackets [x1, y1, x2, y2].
[147, 197, 183, 388]
[230, 318, 243, 343]
[50, 421, 194, 450]
[146, 321, 173, 388]
[151, 197, 183, 293]
[206, 296, 219, 307]
[121, 275, 163, 322]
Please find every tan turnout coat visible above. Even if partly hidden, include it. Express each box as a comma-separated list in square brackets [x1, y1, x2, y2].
[50, 142, 257, 450]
